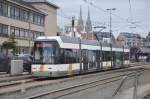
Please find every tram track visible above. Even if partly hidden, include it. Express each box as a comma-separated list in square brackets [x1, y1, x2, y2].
[0, 62, 149, 91]
[0, 63, 149, 99]
[0, 68, 131, 90]
[24, 69, 144, 99]
[0, 78, 35, 89]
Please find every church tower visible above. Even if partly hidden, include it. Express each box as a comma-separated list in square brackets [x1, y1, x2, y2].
[77, 5, 84, 32]
[85, 7, 92, 33]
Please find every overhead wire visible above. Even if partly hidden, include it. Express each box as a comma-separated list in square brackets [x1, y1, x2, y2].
[128, 0, 133, 22]
[82, 0, 148, 33]
[38, 5, 111, 28]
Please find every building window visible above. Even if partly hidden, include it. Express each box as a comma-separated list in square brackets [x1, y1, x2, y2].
[20, 28, 25, 38]
[2, 3, 8, 16]
[25, 30, 28, 38]
[20, 9, 24, 20]
[0, 3, 2, 15]
[15, 27, 20, 38]
[0, 3, 8, 16]
[15, 7, 20, 19]
[10, 6, 15, 18]
[40, 32, 44, 36]
[9, 5, 44, 26]
[37, 16, 41, 25]
[0, 23, 8, 37]
[23, 10, 29, 21]
[33, 14, 38, 25]
[10, 26, 43, 40]
[41, 16, 44, 25]
[30, 12, 34, 23]
[32, 14, 44, 25]
[2, 25, 8, 34]
[10, 26, 15, 37]
[34, 32, 43, 38]
[28, 31, 34, 40]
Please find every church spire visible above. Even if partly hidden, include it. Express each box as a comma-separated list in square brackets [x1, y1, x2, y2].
[85, 7, 92, 33]
[80, 5, 82, 20]
[77, 5, 84, 32]
[87, 6, 90, 20]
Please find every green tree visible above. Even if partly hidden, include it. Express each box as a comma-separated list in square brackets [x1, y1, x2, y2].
[1, 35, 17, 55]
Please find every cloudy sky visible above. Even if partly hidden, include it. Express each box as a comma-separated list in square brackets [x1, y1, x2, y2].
[48, 0, 150, 37]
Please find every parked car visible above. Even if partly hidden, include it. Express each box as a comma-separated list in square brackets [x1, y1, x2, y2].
[0, 52, 12, 73]
[14, 54, 32, 73]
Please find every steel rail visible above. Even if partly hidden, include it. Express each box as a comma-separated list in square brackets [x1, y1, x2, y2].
[0, 68, 135, 90]
[0, 78, 35, 89]
[25, 69, 144, 99]
[0, 63, 148, 90]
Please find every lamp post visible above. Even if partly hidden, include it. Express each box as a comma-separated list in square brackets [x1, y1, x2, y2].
[28, 19, 32, 54]
[94, 26, 106, 70]
[72, 16, 75, 37]
[107, 8, 116, 68]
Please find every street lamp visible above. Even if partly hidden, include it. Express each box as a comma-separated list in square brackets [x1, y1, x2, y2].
[94, 26, 106, 70]
[72, 16, 75, 37]
[28, 19, 32, 54]
[106, 8, 116, 68]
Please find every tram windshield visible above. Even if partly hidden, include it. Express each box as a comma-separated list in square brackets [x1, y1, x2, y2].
[33, 41, 59, 64]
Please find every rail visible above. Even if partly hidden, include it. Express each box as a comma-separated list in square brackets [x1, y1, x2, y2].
[24, 69, 144, 99]
[111, 70, 143, 99]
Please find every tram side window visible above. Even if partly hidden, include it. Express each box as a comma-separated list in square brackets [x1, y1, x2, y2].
[114, 52, 123, 60]
[64, 49, 80, 64]
[59, 49, 65, 64]
[88, 50, 96, 68]
[72, 49, 80, 63]
[114, 52, 123, 65]
[103, 51, 111, 61]
[124, 52, 129, 60]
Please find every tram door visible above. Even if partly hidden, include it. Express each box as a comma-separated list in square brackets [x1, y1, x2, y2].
[96, 50, 100, 70]
[113, 52, 122, 68]
[82, 50, 88, 71]
[113, 52, 116, 68]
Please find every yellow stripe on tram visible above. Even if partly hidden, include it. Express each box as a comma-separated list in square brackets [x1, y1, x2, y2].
[39, 64, 45, 72]
[68, 64, 72, 76]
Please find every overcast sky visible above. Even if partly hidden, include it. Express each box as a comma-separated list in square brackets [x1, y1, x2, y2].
[49, 0, 150, 37]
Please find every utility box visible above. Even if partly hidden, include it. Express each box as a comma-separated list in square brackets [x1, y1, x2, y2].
[11, 60, 23, 76]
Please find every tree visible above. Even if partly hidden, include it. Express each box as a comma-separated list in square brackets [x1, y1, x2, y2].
[1, 35, 17, 55]
[1, 35, 17, 73]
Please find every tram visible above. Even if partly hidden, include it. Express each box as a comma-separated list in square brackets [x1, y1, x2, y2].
[31, 36, 129, 78]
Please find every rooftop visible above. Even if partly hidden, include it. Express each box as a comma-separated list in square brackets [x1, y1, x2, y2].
[23, 0, 59, 9]
[9, 0, 47, 15]
[119, 32, 141, 39]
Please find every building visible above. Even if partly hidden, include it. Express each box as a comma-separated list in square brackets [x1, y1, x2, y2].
[117, 32, 143, 48]
[143, 32, 150, 47]
[94, 32, 116, 44]
[0, 0, 58, 54]
[81, 33, 96, 40]
[85, 7, 92, 33]
[76, 6, 84, 32]
[130, 46, 150, 62]
[63, 6, 94, 40]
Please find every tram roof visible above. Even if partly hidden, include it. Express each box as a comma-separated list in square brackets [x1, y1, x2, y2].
[36, 36, 123, 48]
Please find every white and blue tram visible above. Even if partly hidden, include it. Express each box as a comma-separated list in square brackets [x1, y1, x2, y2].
[32, 36, 129, 78]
